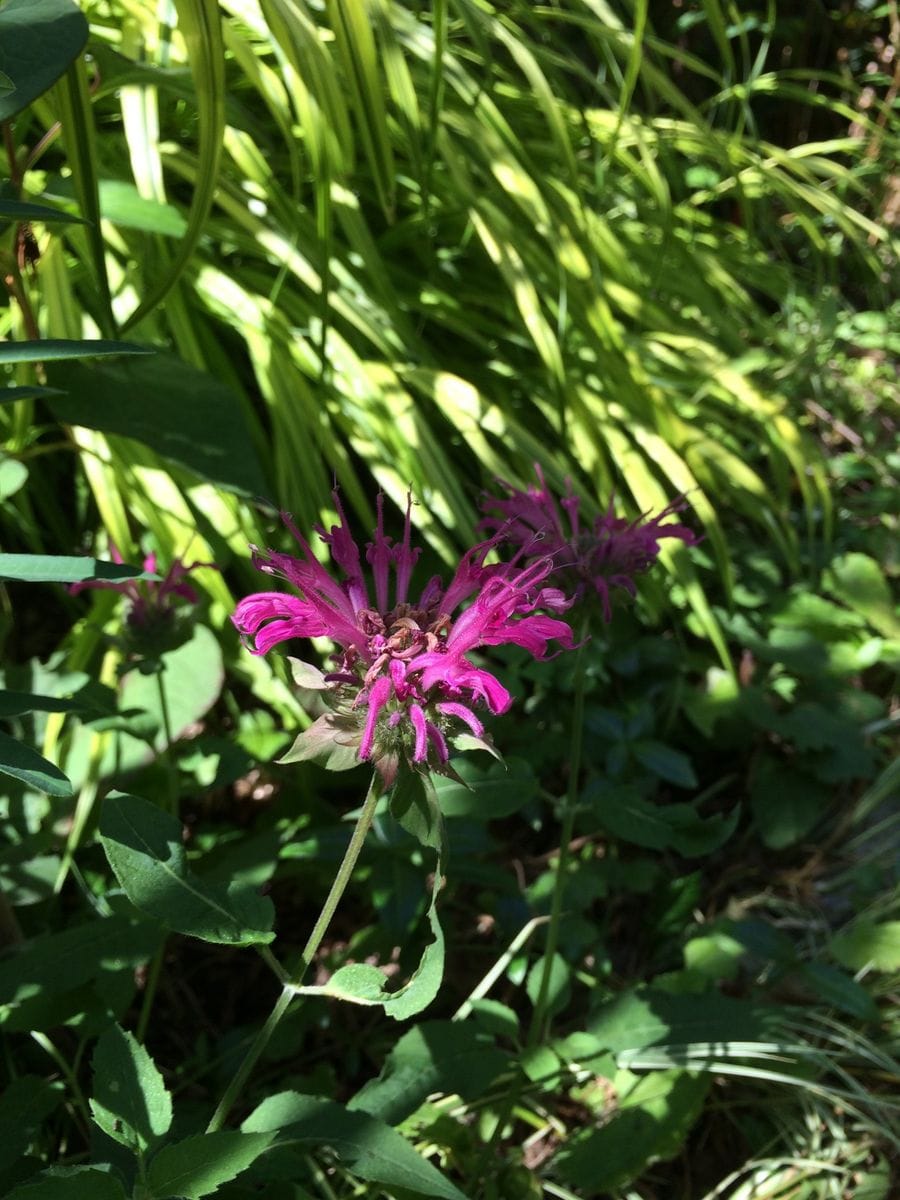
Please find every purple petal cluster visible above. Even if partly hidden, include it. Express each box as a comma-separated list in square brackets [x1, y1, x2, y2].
[233, 494, 574, 781]
[480, 465, 698, 620]
[70, 548, 209, 629]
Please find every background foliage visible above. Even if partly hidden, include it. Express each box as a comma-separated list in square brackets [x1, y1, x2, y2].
[1, 0, 898, 1198]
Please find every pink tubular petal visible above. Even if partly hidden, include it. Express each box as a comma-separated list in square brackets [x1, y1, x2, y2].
[426, 721, 449, 763]
[394, 493, 421, 607]
[359, 675, 392, 760]
[409, 703, 428, 762]
[232, 592, 329, 654]
[366, 493, 393, 614]
[435, 701, 483, 737]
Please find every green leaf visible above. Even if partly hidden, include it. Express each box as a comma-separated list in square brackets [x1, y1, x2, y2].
[0, 199, 87, 225]
[794, 962, 879, 1022]
[824, 552, 900, 637]
[0, 730, 73, 796]
[431, 756, 538, 818]
[588, 989, 784, 1054]
[349, 1020, 511, 1126]
[526, 953, 571, 1016]
[47, 354, 267, 495]
[1, 385, 66, 404]
[4, 1168, 128, 1200]
[750, 757, 823, 849]
[0, 553, 146, 584]
[146, 1131, 274, 1199]
[0, 0, 88, 122]
[557, 1070, 709, 1193]
[593, 784, 739, 856]
[99, 793, 275, 946]
[632, 739, 698, 788]
[90, 1025, 172, 1152]
[0, 455, 28, 500]
[300, 772, 447, 1018]
[0, 1077, 62, 1172]
[0, 690, 87, 717]
[0, 913, 161, 1032]
[0, 339, 153, 365]
[830, 920, 900, 973]
[243, 1093, 468, 1200]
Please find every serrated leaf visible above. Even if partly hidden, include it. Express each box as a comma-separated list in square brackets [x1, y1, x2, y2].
[0, 731, 73, 796]
[242, 1093, 468, 1200]
[750, 757, 823, 849]
[90, 1025, 172, 1152]
[99, 793, 275, 946]
[0, 0, 88, 122]
[0, 913, 161, 1028]
[146, 1131, 274, 1198]
[278, 711, 362, 771]
[431, 755, 537, 818]
[4, 1168, 128, 1200]
[0, 1077, 62, 1172]
[632, 739, 698, 788]
[349, 1020, 511, 1125]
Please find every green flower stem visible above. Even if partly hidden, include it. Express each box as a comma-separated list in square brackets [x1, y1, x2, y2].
[206, 771, 383, 1133]
[526, 614, 590, 1049]
[155, 666, 178, 815]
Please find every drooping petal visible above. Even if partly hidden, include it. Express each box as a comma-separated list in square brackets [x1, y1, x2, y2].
[409, 702, 428, 762]
[435, 701, 484, 737]
[233, 592, 329, 654]
[359, 675, 392, 760]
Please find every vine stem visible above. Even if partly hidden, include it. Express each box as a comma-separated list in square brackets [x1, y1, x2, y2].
[205, 771, 383, 1133]
[526, 613, 590, 1049]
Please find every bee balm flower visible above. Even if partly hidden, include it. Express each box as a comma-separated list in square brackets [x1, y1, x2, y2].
[481, 465, 698, 620]
[233, 494, 574, 783]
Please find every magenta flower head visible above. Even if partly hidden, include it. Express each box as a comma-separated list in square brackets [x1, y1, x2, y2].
[233, 493, 574, 785]
[70, 546, 210, 636]
[481, 465, 699, 621]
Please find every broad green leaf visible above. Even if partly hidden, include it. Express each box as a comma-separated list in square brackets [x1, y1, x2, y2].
[830, 921, 900, 973]
[0, 0, 88, 122]
[0, 730, 73, 797]
[0, 553, 146, 584]
[592, 784, 739, 856]
[0, 199, 87, 225]
[0, 339, 153, 365]
[526, 953, 571, 1016]
[431, 756, 538, 818]
[0, 455, 28, 499]
[750, 757, 823, 849]
[0, 913, 161, 1032]
[349, 1020, 511, 1125]
[99, 793, 275, 946]
[556, 1069, 709, 1193]
[146, 1131, 275, 1199]
[632, 739, 698, 788]
[5, 1168, 128, 1200]
[47, 354, 267, 495]
[794, 962, 879, 1022]
[824, 553, 900, 638]
[90, 1025, 172, 1152]
[243, 1093, 468, 1200]
[588, 989, 784, 1054]
[0, 1077, 62, 1172]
